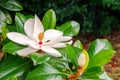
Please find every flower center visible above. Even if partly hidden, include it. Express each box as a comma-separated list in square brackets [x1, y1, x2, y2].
[38, 32, 44, 41]
[38, 32, 44, 45]
[39, 41, 42, 45]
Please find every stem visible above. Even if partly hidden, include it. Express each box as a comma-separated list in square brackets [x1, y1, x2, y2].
[65, 66, 82, 80]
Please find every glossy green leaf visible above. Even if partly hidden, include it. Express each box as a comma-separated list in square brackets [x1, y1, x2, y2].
[57, 21, 80, 36]
[0, 9, 7, 21]
[2, 27, 8, 39]
[87, 39, 115, 68]
[73, 40, 83, 49]
[26, 63, 66, 80]
[0, 0, 23, 11]
[3, 42, 26, 55]
[4, 10, 12, 24]
[48, 49, 69, 72]
[0, 9, 7, 33]
[0, 55, 32, 80]
[15, 13, 27, 34]
[66, 44, 79, 68]
[99, 72, 112, 80]
[30, 53, 51, 66]
[83, 67, 103, 76]
[42, 9, 56, 30]
[88, 49, 115, 68]
[88, 39, 114, 59]
[48, 48, 70, 72]
[48, 58, 69, 73]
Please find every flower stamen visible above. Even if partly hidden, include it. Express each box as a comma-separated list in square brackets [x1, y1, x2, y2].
[38, 32, 44, 41]
[38, 32, 44, 45]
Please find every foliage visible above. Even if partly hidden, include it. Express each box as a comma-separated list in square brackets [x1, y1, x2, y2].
[102, 0, 120, 10]
[20, 0, 120, 35]
[0, 0, 23, 33]
[0, 9, 115, 80]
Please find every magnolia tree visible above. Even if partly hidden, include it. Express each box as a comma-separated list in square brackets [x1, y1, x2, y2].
[0, 9, 115, 80]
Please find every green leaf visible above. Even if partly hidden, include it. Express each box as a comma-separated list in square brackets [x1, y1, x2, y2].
[0, 21, 7, 33]
[42, 9, 56, 30]
[80, 75, 100, 80]
[6, 25, 16, 32]
[9, 76, 17, 80]
[0, 55, 32, 80]
[88, 49, 115, 68]
[48, 48, 70, 72]
[3, 10, 12, 24]
[48, 57, 69, 72]
[3, 42, 26, 55]
[83, 67, 103, 76]
[15, 13, 27, 34]
[66, 44, 79, 68]
[30, 53, 51, 66]
[0, 20, 6, 33]
[26, 63, 67, 80]
[0, 0, 23, 11]
[17, 71, 28, 80]
[2, 27, 9, 39]
[0, 9, 7, 21]
[88, 39, 114, 59]
[99, 72, 112, 80]
[57, 21, 80, 36]
[48, 48, 69, 72]
[87, 39, 115, 68]
[25, 15, 34, 19]
[0, 9, 7, 32]
[73, 40, 83, 49]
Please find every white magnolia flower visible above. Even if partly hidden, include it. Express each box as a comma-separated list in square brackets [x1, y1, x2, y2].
[7, 15, 72, 57]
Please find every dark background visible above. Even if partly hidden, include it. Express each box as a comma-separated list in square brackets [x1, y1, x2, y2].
[19, 0, 120, 35]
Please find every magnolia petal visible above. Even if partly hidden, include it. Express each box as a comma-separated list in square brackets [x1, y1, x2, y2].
[51, 40, 72, 48]
[57, 36, 72, 42]
[43, 29, 63, 42]
[41, 46, 62, 57]
[45, 36, 72, 45]
[43, 37, 72, 47]
[17, 47, 38, 57]
[51, 43, 66, 48]
[7, 32, 31, 45]
[27, 41, 40, 49]
[33, 15, 44, 42]
[24, 18, 35, 40]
